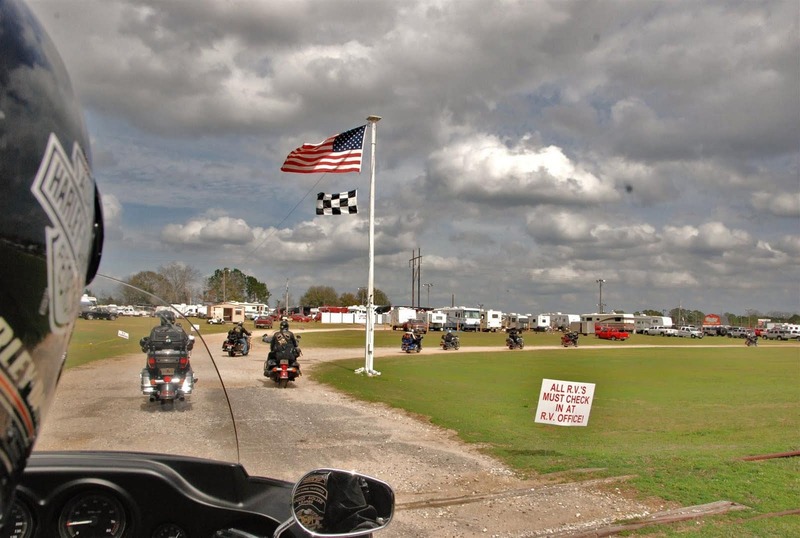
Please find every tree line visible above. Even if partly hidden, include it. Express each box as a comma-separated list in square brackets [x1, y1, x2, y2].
[88, 263, 393, 310]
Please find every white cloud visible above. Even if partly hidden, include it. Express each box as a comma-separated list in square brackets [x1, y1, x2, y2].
[751, 191, 800, 218]
[428, 132, 618, 206]
[161, 216, 254, 246]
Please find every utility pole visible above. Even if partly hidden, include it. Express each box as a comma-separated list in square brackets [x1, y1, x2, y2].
[596, 278, 606, 314]
[284, 279, 289, 316]
[408, 248, 421, 308]
[423, 283, 433, 308]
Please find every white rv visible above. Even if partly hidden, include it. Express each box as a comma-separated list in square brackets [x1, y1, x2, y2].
[441, 306, 482, 331]
[426, 310, 447, 331]
[480, 309, 503, 332]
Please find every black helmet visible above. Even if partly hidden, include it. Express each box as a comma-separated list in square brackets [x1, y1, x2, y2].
[0, 0, 103, 521]
[280, 320, 289, 331]
[159, 310, 176, 325]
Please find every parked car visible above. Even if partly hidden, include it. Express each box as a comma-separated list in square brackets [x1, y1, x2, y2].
[595, 326, 630, 341]
[402, 318, 428, 333]
[763, 328, 783, 340]
[727, 327, 751, 338]
[80, 307, 118, 321]
[206, 317, 225, 325]
[702, 325, 729, 336]
[676, 326, 704, 338]
[254, 315, 274, 329]
[289, 313, 313, 322]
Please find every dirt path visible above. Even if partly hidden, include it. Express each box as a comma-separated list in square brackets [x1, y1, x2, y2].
[37, 332, 668, 537]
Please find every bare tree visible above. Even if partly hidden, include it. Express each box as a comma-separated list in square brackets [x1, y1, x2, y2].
[158, 262, 201, 303]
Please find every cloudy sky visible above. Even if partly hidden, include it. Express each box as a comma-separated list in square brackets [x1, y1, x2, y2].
[29, 0, 799, 316]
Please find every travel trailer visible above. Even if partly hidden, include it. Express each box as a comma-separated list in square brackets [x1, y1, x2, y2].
[480, 309, 503, 332]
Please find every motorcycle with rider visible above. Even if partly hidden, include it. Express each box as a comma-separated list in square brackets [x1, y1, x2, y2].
[401, 330, 424, 353]
[139, 310, 196, 408]
[561, 331, 580, 347]
[223, 321, 252, 356]
[440, 330, 460, 350]
[506, 328, 524, 349]
[264, 320, 303, 387]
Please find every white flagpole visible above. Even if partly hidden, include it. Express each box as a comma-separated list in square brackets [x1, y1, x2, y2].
[365, 115, 381, 375]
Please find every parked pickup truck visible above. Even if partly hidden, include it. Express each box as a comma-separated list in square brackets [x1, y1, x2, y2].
[643, 326, 676, 336]
[595, 326, 630, 341]
[402, 318, 428, 333]
[676, 326, 704, 338]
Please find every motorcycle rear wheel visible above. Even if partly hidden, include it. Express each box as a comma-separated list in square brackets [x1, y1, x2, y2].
[279, 379, 289, 389]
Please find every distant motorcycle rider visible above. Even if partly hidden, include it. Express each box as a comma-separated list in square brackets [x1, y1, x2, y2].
[507, 327, 523, 346]
[442, 330, 455, 345]
[268, 320, 301, 370]
[229, 321, 252, 355]
[401, 331, 414, 349]
[412, 329, 424, 350]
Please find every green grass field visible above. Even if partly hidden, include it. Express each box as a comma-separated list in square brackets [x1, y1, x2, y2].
[313, 344, 800, 537]
[66, 316, 232, 367]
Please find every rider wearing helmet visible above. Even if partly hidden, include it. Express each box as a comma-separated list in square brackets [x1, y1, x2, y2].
[232, 321, 252, 355]
[267, 319, 300, 370]
[0, 0, 104, 524]
[158, 310, 177, 325]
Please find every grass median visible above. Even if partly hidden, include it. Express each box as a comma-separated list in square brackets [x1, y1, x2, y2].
[314, 345, 800, 537]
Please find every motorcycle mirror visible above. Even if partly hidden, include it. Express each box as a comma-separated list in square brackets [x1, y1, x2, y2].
[290, 469, 394, 537]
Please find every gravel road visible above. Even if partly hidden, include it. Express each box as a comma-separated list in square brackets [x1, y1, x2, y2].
[37, 330, 667, 537]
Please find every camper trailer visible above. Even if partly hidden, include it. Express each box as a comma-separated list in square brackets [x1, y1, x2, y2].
[390, 306, 420, 330]
[426, 310, 447, 331]
[79, 294, 97, 313]
[634, 315, 673, 333]
[549, 313, 580, 331]
[573, 313, 636, 335]
[533, 314, 551, 332]
[480, 309, 503, 332]
[503, 313, 530, 331]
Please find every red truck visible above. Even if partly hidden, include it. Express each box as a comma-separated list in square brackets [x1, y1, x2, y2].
[595, 326, 630, 341]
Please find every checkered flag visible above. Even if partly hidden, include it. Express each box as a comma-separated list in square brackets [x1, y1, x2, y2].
[316, 190, 358, 215]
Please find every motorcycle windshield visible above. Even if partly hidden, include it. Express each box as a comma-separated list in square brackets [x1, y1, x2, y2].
[35, 274, 239, 464]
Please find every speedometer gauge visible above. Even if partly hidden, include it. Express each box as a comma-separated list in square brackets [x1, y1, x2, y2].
[58, 491, 126, 537]
[0, 500, 33, 538]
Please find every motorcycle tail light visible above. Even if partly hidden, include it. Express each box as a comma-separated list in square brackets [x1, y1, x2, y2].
[164, 376, 172, 383]
[179, 356, 188, 368]
[147, 356, 156, 369]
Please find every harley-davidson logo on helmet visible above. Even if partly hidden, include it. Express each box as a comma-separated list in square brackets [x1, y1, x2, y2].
[30, 133, 95, 334]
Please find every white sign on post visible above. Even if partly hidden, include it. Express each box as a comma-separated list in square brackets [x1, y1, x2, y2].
[535, 378, 596, 427]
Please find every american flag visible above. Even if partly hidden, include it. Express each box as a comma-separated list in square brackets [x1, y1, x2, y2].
[280, 125, 366, 174]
